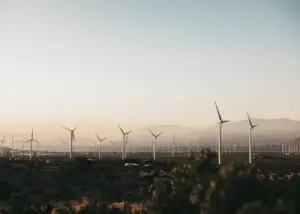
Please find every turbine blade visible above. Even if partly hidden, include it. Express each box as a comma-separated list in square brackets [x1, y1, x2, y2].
[118, 124, 125, 135]
[247, 112, 253, 127]
[252, 124, 258, 128]
[125, 130, 132, 135]
[214, 101, 223, 121]
[96, 134, 101, 141]
[101, 138, 107, 142]
[156, 132, 163, 138]
[73, 124, 79, 131]
[22, 136, 28, 142]
[62, 126, 71, 131]
[148, 129, 155, 137]
[222, 120, 230, 123]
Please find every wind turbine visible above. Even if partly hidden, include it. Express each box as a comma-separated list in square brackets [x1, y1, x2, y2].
[171, 136, 176, 157]
[247, 112, 257, 164]
[214, 101, 230, 165]
[95, 134, 107, 160]
[148, 129, 163, 160]
[108, 141, 114, 153]
[62, 125, 78, 159]
[19, 136, 29, 158]
[117, 124, 132, 160]
[11, 136, 27, 158]
[0, 136, 6, 156]
[11, 136, 15, 158]
[25, 128, 39, 159]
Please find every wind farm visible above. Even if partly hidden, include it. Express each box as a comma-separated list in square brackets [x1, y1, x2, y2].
[1, 102, 298, 163]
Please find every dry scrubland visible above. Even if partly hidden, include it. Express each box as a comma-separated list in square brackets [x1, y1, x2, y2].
[0, 152, 300, 214]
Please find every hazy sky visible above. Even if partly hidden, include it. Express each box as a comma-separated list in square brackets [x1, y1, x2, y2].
[0, 0, 300, 138]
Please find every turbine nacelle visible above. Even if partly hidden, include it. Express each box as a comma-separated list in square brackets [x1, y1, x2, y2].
[62, 125, 78, 141]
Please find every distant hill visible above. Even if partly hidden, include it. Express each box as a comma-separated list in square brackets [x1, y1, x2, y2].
[132, 125, 197, 137]
[8, 119, 300, 149]
[203, 118, 300, 135]
[113, 119, 300, 146]
[194, 118, 300, 146]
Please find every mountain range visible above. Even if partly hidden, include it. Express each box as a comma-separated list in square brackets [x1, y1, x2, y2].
[26, 118, 300, 149]
[128, 118, 300, 146]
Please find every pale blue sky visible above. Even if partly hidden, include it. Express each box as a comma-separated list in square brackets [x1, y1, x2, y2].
[0, 0, 300, 137]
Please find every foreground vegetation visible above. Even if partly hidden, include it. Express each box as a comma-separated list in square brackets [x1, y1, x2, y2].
[0, 152, 300, 214]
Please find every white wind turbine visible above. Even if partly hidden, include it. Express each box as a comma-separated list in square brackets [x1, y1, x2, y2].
[10, 136, 27, 158]
[108, 141, 114, 153]
[171, 136, 176, 157]
[25, 128, 39, 159]
[62, 125, 78, 159]
[117, 124, 132, 160]
[20, 136, 29, 158]
[11, 136, 16, 158]
[214, 101, 230, 165]
[247, 112, 257, 164]
[148, 129, 163, 161]
[0, 136, 6, 156]
[95, 134, 107, 160]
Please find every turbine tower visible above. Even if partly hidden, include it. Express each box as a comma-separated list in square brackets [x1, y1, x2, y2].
[247, 112, 257, 164]
[214, 101, 230, 165]
[125, 135, 130, 157]
[95, 134, 107, 160]
[0, 136, 6, 156]
[148, 129, 163, 161]
[62, 125, 78, 159]
[11, 136, 15, 158]
[117, 124, 132, 160]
